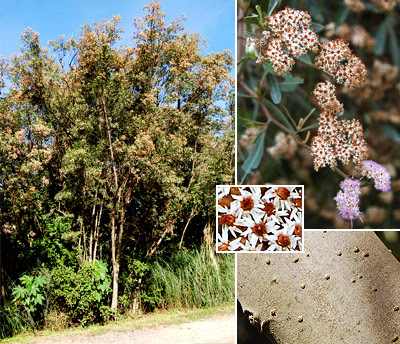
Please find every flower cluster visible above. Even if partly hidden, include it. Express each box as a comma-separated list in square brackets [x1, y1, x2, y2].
[258, 7, 319, 75]
[217, 186, 303, 252]
[313, 81, 343, 115]
[360, 160, 391, 192]
[266, 131, 297, 159]
[314, 39, 367, 88]
[334, 178, 362, 222]
[310, 112, 369, 170]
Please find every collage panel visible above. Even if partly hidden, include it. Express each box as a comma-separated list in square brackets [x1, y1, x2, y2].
[236, 231, 400, 344]
[237, 0, 400, 229]
[216, 185, 303, 252]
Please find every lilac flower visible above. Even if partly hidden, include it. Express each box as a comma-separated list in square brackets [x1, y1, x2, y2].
[360, 160, 391, 192]
[334, 178, 362, 222]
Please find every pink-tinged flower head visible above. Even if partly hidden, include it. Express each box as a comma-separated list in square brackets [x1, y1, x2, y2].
[334, 178, 362, 221]
[360, 160, 391, 192]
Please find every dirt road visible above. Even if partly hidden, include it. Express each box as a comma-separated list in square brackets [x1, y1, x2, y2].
[15, 313, 235, 344]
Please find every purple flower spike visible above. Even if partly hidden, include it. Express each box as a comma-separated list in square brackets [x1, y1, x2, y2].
[360, 160, 391, 192]
[334, 178, 362, 221]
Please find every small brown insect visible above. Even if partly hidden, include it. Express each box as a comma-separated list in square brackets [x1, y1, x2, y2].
[298, 316, 303, 323]
[265, 259, 271, 265]
[337, 251, 342, 256]
[293, 257, 299, 263]
[270, 309, 276, 316]
[394, 306, 399, 311]
[325, 274, 330, 280]
[363, 252, 369, 257]
[300, 284, 305, 289]
[354, 247, 360, 253]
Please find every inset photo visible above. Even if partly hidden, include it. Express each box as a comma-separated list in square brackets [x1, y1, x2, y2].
[216, 185, 303, 252]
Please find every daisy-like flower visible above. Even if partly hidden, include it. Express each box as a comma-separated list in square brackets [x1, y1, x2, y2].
[230, 187, 265, 218]
[360, 160, 391, 192]
[262, 186, 301, 213]
[265, 223, 301, 251]
[235, 213, 280, 247]
[217, 229, 242, 252]
[334, 178, 362, 222]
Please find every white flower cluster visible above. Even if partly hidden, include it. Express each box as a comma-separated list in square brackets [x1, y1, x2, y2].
[217, 186, 303, 252]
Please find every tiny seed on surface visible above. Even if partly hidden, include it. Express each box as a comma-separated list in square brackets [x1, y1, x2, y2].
[325, 274, 330, 280]
[271, 309, 276, 316]
[293, 257, 299, 263]
[273, 278, 278, 283]
[363, 252, 369, 257]
[392, 336, 398, 342]
[306, 253, 310, 257]
[337, 251, 342, 256]
[354, 247, 360, 253]
[266, 259, 271, 265]
[301, 284, 305, 289]
[352, 279, 356, 283]
[298, 316, 303, 323]
[359, 274, 363, 279]
[394, 306, 399, 311]
[373, 288, 377, 292]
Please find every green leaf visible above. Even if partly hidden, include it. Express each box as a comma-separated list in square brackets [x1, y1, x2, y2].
[310, 22, 325, 33]
[242, 130, 266, 174]
[279, 77, 304, 92]
[297, 54, 312, 64]
[374, 21, 387, 55]
[334, 7, 350, 26]
[298, 123, 319, 133]
[388, 22, 400, 66]
[379, 123, 400, 143]
[245, 44, 257, 60]
[267, 0, 279, 17]
[267, 73, 281, 104]
[255, 5, 264, 24]
[302, 108, 317, 126]
[244, 14, 259, 25]
[264, 98, 295, 129]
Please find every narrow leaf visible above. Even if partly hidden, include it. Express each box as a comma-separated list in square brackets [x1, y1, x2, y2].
[310, 22, 325, 33]
[302, 108, 317, 126]
[297, 54, 312, 64]
[334, 7, 350, 26]
[298, 123, 319, 133]
[264, 99, 294, 129]
[267, 73, 281, 104]
[242, 130, 266, 174]
[379, 123, 400, 143]
[267, 0, 279, 17]
[255, 5, 264, 24]
[388, 23, 400, 66]
[280, 77, 304, 92]
[244, 14, 259, 25]
[374, 21, 387, 55]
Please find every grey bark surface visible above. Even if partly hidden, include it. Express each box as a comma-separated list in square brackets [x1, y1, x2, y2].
[237, 231, 400, 344]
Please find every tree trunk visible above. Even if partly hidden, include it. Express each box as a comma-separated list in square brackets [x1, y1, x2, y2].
[237, 231, 400, 344]
[0, 227, 5, 306]
[110, 210, 119, 313]
[178, 206, 196, 249]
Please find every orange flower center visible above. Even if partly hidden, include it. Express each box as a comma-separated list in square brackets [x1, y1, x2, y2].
[241, 196, 254, 211]
[276, 233, 291, 247]
[219, 214, 236, 227]
[252, 222, 268, 237]
[293, 224, 302, 238]
[218, 195, 233, 208]
[276, 187, 290, 200]
[263, 202, 276, 216]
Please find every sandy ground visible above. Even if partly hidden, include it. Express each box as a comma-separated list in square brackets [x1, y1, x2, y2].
[15, 313, 235, 344]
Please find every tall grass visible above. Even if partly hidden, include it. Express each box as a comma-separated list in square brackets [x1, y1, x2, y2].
[149, 247, 235, 309]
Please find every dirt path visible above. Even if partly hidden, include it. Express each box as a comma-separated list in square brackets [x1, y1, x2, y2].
[18, 313, 235, 344]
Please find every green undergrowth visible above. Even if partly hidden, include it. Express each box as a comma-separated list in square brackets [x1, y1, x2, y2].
[0, 304, 234, 343]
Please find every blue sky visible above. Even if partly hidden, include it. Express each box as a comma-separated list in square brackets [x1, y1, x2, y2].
[0, 0, 235, 57]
